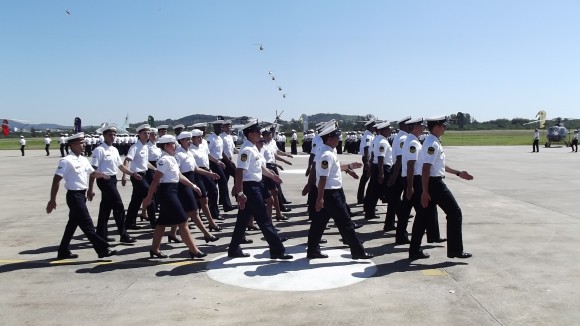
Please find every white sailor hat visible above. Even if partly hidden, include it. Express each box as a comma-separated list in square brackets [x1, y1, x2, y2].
[191, 129, 203, 137]
[136, 124, 151, 132]
[396, 116, 412, 124]
[156, 124, 169, 130]
[66, 132, 85, 142]
[291, 129, 296, 132]
[575, 129, 579, 133]
[190, 122, 207, 129]
[319, 123, 338, 137]
[308, 129, 314, 133]
[364, 118, 376, 126]
[405, 117, 425, 126]
[177, 131, 192, 140]
[242, 119, 260, 132]
[426, 116, 450, 126]
[260, 128, 270, 134]
[102, 125, 118, 133]
[173, 124, 185, 130]
[64, 133, 69, 136]
[20, 135, 24, 138]
[149, 128, 158, 134]
[211, 119, 225, 125]
[223, 120, 232, 125]
[375, 121, 391, 130]
[317, 119, 337, 132]
[157, 135, 176, 144]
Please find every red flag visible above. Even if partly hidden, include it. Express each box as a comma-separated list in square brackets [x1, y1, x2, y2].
[2, 120, 9, 136]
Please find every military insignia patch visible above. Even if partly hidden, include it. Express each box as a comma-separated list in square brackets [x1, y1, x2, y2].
[321, 160, 329, 169]
[379, 146, 385, 152]
[427, 147, 435, 155]
[399, 142, 404, 149]
[410, 146, 416, 153]
[241, 153, 248, 162]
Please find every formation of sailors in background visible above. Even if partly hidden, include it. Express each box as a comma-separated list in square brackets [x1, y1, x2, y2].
[46, 115, 473, 263]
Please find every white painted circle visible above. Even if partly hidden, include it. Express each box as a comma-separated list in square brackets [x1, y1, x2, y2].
[206, 246, 377, 292]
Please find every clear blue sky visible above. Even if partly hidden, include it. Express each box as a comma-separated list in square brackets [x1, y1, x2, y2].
[1, 0, 579, 126]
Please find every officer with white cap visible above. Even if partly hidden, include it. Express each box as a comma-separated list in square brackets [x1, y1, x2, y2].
[404, 118, 446, 249]
[290, 129, 298, 155]
[190, 128, 222, 221]
[19, 135, 26, 156]
[88, 125, 136, 243]
[122, 124, 155, 229]
[46, 132, 117, 260]
[413, 116, 473, 259]
[143, 135, 207, 259]
[228, 119, 292, 259]
[363, 121, 393, 220]
[571, 129, 578, 152]
[385, 116, 413, 234]
[59, 133, 66, 157]
[207, 118, 236, 212]
[307, 123, 373, 259]
[143, 127, 161, 227]
[357, 119, 376, 204]
[44, 135, 52, 156]
[532, 128, 540, 152]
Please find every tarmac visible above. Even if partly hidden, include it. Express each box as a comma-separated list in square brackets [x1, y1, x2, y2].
[0, 146, 579, 325]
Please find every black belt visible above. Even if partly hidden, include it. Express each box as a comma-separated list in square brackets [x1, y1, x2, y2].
[199, 167, 210, 171]
[430, 176, 445, 180]
[243, 181, 261, 185]
[67, 189, 86, 193]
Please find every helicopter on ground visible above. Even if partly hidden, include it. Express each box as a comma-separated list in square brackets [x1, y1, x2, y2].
[522, 110, 571, 147]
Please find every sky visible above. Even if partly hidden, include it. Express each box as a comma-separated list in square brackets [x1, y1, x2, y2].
[1, 0, 579, 126]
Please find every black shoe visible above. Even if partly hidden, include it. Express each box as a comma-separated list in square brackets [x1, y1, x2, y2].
[247, 224, 260, 231]
[427, 238, 447, 243]
[351, 252, 374, 259]
[353, 223, 363, 229]
[98, 249, 117, 259]
[215, 215, 225, 221]
[149, 249, 168, 258]
[409, 250, 430, 260]
[447, 252, 472, 259]
[307, 251, 329, 259]
[270, 253, 293, 260]
[105, 237, 115, 242]
[365, 215, 380, 220]
[241, 238, 253, 244]
[204, 235, 220, 243]
[395, 238, 411, 245]
[57, 252, 79, 260]
[168, 235, 182, 243]
[120, 235, 136, 243]
[189, 250, 207, 259]
[319, 238, 328, 244]
[228, 251, 250, 258]
[223, 205, 238, 212]
[383, 225, 396, 232]
[280, 207, 292, 212]
[276, 215, 288, 221]
[208, 225, 222, 232]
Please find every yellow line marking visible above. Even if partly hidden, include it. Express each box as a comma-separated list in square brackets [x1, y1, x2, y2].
[421, 269, 448, 276]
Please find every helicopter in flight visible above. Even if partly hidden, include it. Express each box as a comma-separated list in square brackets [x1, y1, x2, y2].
[522, 110, 571, 147]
